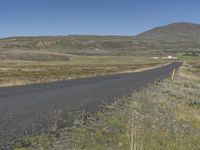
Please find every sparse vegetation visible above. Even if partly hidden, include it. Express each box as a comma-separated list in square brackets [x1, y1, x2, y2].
[0, 54, 168, 87]
[14, 60, 200, 150]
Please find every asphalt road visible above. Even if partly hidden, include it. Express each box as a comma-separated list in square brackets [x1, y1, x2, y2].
[0, 62, 182, 148]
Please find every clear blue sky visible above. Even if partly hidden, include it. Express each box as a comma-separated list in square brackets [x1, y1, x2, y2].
[0, 0, 200, 37]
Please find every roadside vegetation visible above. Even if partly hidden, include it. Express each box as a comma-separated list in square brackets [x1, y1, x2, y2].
[14, 58, 200, 150]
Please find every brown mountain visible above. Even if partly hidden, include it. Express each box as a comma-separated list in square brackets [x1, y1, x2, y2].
[137, 22, 200, 41]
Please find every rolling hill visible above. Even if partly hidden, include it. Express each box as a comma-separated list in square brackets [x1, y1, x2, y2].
[137, 22, 200, 41]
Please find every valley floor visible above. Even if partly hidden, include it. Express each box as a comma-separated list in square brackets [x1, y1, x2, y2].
[0, 54, 167, 87]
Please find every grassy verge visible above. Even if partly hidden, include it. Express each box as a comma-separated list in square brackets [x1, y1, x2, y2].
[14, 60, 200, 150]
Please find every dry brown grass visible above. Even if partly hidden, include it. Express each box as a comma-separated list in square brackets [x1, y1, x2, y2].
[0, 54, 168, 87]
[179, 62, 199, 81]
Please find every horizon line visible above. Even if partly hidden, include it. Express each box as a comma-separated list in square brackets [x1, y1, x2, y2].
[1, 21, 199, 39]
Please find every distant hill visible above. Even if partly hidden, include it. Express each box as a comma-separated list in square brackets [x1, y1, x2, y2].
[137, 22, 200, 41]
[1, 22, 200, 54]
[0, 35, 135, 51]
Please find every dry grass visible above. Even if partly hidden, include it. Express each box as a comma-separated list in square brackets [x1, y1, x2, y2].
[0, 53, 168, 87]
[179, 62, 199, 81]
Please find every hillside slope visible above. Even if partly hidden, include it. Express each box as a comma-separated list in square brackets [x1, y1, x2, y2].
[137, 22, 200, 41]
[0, 36, 135, 51]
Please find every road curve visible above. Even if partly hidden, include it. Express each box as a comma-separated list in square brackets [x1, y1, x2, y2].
[0, 62, 182, 148]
